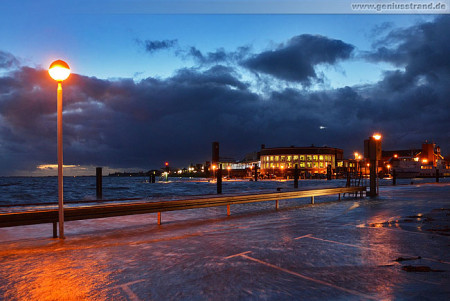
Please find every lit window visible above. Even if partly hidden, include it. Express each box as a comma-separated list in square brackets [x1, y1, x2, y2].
[270, 156, 274, 161]
[313, 155, 318, 161]
[319, 162, 324, 168]
[287, 156, 292, 161]
[307, 162, 312, 168]
[293, 155, 298, 160]
[338, 162, 343, 167]
[313, 162, 318, 168]
[275, 156, 279, 161]
[319, 155, 324, 161]
[307, 155, 312, 161]
[275, 163, 279, 167]
[300, 162, 305, 168]
[300, 155, 305, 161]
[280, 156, 285, 161]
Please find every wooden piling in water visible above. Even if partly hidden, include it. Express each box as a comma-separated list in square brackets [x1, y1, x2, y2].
[96, 167, 102, 199]
[294, 164, 299, 188]
[217, 164, 222, 194]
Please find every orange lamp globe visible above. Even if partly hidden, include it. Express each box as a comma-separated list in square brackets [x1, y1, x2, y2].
[372, 133, 382, 140]
[49, 60, 71, 81]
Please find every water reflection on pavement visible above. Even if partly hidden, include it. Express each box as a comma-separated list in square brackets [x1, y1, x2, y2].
[1, 183, 449, 300]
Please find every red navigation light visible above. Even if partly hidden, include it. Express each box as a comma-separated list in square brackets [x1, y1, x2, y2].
[165, 162, 169, 166]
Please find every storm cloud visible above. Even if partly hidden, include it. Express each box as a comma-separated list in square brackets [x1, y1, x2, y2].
[243, 34, 354, 85]
[1, 17, 449, 175]
[142, 39, 178, 53]
[366, 16, 450, 91]
[0, 50, 20, 69]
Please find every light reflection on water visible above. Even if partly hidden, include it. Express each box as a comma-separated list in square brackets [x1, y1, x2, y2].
[359, 213, 403, 299]
[1, 246, 112, 300]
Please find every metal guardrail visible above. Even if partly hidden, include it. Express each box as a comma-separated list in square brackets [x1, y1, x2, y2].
[0, 186, 366, 237]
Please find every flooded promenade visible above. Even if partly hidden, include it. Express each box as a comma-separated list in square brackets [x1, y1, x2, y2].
[1, 182, 449, 300]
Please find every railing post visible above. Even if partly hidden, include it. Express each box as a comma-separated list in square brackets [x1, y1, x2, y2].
[157, 212, 161, 225]
[311, 196, 314, 204]
[53, 222, 57, 238]
[338, 193, 341, 201]
[96, 167, 103, 199]
[393, 169, 396, 186]
[254, 163, 258, 181]
[227, 204, 230, 216]
[275, 200, 279, 210]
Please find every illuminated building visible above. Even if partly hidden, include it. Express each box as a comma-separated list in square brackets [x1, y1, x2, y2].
[382, 141, 449, 177]
[259, 145, 343, 177]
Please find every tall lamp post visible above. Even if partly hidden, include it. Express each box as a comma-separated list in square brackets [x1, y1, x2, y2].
[49, 60, 71, 239]
[364, 133, 382, 197]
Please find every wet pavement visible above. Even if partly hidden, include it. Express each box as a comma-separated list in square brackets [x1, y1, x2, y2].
[1, 183, 449, 300]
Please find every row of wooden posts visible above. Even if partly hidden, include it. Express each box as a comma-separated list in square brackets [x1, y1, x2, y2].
[94, 166, 444, 200]
[94, 164, 307, 198]
[391, 168, 442, 185]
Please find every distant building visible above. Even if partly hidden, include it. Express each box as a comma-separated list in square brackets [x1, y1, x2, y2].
[382, 142, 449, 177]
[259, 145, 343, 177]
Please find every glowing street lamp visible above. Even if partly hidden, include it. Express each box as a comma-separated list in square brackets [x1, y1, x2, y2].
[227, 165, 231, 178]
[49, 60, 71, 239]
[373, 133, 382, 141]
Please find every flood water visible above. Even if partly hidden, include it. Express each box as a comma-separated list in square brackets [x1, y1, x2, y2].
[0, 180, 449, 300]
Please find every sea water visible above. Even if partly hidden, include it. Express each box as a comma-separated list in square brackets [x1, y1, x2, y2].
[0, 176, 448, 211]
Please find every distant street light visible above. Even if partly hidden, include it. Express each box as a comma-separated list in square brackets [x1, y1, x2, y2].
[212, 165, 216, 178]
[373, 133, 382, 141]
[48, 60, 71, 239]
[227, 165, 231, 178]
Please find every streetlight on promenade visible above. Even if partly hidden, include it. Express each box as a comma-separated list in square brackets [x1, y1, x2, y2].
[49, 60, 71, 239]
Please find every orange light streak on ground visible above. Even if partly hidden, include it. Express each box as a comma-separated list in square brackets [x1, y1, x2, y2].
[357, 213, 405, 299]
[2, 250, 112, 300]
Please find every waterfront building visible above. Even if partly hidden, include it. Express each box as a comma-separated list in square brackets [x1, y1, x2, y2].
[259, 145, 343, 177]
[382, 142, 449, 177]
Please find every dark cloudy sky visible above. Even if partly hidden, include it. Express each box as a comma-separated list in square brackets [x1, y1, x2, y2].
[0, 1, 449, 176]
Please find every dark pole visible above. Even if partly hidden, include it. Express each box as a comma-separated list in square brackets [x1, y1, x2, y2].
[217, 164, 222, 194]
[96, 167, 102, 199]
[326, 164, 332, 181]
[392, 169, 396, 186]
[294, 164, 299, 188]
[369, 161, 376, 196]
[254, 163, 258, 182]
[436, 169, 439, 183]
[151, 171, 156, 183]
